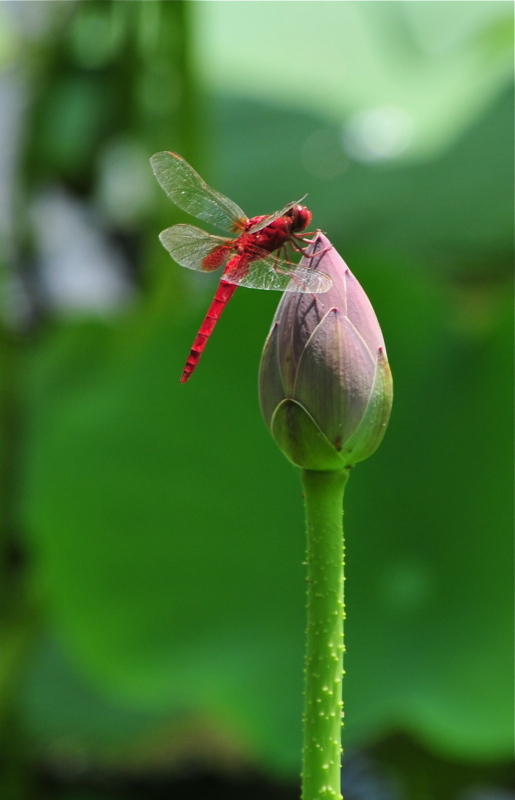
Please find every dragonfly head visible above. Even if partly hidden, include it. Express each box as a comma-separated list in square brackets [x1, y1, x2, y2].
[288, 205, 312, 233]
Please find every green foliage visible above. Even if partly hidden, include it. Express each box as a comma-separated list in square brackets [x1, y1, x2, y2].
[20, 85, 513, 770]
[0, 1, 513, 796]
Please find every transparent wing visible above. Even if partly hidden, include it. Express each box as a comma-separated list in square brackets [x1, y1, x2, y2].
[159, 224, 233, 272]
[223, 253, 332, 293]
[150, 151, 247, 233]
[246, 195, 307, 233]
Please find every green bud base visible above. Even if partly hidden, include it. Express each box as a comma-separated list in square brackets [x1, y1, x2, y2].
[272, 400, 347, 471]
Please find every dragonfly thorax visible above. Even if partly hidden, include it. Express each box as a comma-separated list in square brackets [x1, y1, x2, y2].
[243, 205, 312, 254]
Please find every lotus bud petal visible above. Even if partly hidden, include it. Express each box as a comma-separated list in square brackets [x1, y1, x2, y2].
[259, 234, 393, 471]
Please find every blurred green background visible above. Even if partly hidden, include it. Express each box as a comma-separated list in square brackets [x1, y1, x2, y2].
[0, 2, 513, 799]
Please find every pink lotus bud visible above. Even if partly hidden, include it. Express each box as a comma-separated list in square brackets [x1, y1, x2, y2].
[259, 234, 393, 471]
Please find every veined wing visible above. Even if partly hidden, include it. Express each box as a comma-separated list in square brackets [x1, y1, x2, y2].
[223, 252, 332, 293]
[150, 151, 247, 233]
[246, 195, 307, 234]
[159, 224, 233, 272]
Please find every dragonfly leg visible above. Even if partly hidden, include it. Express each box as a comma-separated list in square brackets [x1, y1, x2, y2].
[290, 236, 331, 259]
[278, 244, 289, 263]
[292, 229, 324, 242]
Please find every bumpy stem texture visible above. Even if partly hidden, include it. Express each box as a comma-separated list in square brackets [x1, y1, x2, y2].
[301, 468, 349, 800]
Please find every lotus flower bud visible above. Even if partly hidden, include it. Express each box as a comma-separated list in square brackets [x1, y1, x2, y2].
[259, 234, 393, 471]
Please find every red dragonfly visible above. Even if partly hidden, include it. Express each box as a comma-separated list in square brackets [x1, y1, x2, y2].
[150, 151, 331, 383]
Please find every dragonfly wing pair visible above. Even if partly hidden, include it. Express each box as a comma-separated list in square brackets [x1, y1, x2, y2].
[159, 225, 232, 272]
[150, 151, 247, 233]
[159, 224, 332, 293]
[223, 255, 332, 293]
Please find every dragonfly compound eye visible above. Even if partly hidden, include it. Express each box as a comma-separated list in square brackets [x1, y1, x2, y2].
[292, 206, 312, 232]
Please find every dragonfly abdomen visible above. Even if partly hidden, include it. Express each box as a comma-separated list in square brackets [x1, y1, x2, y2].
[180, 279, 238, 383]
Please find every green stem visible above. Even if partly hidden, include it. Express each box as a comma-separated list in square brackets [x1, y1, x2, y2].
[301, 467, 350, 800]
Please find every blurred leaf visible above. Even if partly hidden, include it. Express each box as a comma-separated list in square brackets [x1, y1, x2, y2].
[21, 304, 308, 771]
[194, 2, 513, 159]
[11, 0, 514, 779]
[216, 86, 513, 269]
[21, 245, 513, 771]
[0, 7, 20, 68]
[344, 256, 513, 760]
[21, 635, 169, 758]
[34, 75, 110, 177]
